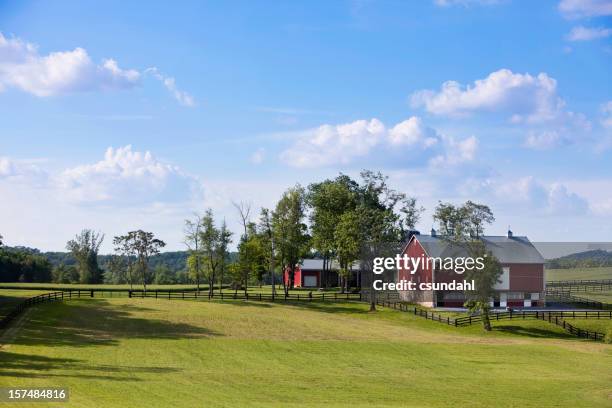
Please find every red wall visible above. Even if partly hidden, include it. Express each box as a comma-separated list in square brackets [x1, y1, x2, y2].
[506, 263, 544, 292]
[283, 267, 320, 287]
[284, 266, 302, 287]
[400, 238, 433, 285]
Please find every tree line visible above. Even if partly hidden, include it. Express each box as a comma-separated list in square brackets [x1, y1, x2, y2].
[1, 169, 500, 316]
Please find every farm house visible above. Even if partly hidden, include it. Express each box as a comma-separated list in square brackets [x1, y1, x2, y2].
[398, 229, 545, 308]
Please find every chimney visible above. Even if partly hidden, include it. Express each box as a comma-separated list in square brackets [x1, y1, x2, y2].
[431, 228, 437, 237]
[507, 227, 513, 238]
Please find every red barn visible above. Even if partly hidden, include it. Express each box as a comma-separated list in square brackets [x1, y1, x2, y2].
[398, 230, 545, 308]
[283, 259, 360, 288]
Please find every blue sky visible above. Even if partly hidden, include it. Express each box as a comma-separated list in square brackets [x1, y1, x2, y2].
[0, 0, 611, 252]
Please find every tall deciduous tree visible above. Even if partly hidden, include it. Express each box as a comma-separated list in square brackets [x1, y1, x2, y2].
[259, 208, 276, 294]
[307, 175, 358, 287]
[273, 185, 309, 295]
[434, 201, 498, 330]
[118, 230, 165, 292]
[113, 235, 135, 289]
[356, 171, 407, 311]
[334, 211, 361, 293]
[184, 214, 204, 292]
[66, 229, 104, 284]
[217, 220, 232, 293]
[463, 242, 503, 331]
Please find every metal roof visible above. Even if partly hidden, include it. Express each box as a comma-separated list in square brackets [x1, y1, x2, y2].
[299, 259, 360, 271]
[412, 235, 545, 264]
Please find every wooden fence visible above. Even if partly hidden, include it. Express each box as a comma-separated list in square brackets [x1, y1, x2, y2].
[546, 279, 612, 292]
[0, 291, 66, 331]
[126, 290, 361, 302]
[374, 300, 610, 341]
[545, 291, 610, 310]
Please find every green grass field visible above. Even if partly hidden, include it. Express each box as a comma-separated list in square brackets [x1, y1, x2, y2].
[575, 291, 612, 303]
[1, 295, 611, 408]
[0, 290, 49, 320]
[546, 267, 612, 281]
[568, 318, 612, 334]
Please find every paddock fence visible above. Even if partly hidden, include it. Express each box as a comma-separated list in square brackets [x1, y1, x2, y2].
[374, 300, 610, 341]
[0, 291, 66, 331]
[546, 279, 612, 292]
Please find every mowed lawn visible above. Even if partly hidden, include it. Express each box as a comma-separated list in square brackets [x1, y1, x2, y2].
[0, 298, 611, 408]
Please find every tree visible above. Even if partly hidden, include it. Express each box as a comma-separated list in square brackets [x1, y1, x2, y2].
[273, 185, 309, 295]
[259, 208, 276, 294]
[334, 211, 361, 293]
[121, 230, 166, 292]
[53, 263, 79, 283]
[187, 252, 205, 286]
[435, 201, 498, 330]
[463, 242, 503, 331]
[217, 220, 232, 293]
[154, 263, 174, 284]
[103, 255, 127, 284]
[307, 175, 358, 288]
[113, 235, 136, 289]
[200, 209, 222, 298]
[399, 197, 424, 234]
[433, 202, 466, 239]
[463, 201, 495, 238]
[356, 171, 407, 311]
[184, 214, 204, 292]
[66, 229, 104, 284]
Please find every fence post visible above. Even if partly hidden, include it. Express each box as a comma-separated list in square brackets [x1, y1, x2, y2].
[129, 290, 132, 298]
[90, 290, 94, 298]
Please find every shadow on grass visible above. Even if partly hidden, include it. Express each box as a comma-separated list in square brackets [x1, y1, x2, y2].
[280, 301, 369, 315]
[4, 299, 221, 348]
[491, 324, 575, 340]
[0, 294, 34, 320]
[0, 351, 180, 381]
[208, 299, 273, 308]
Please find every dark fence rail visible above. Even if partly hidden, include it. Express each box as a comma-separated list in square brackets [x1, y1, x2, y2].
[546, 291, 610, 310]
[374, 300, 610, 341]
[0, 292, 66, 331]
[546, 279, 612, 292]
[126, 290, 362, 302]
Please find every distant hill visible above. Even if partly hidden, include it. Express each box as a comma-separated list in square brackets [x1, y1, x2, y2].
[546, 249, 612, 269]
[3, 246, 237, 273]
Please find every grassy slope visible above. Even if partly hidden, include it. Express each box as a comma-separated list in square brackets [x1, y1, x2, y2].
[575, 291, 612, 303]
[568, 318, 612, 334]
[0, 290, 50, 320]
[546, 267, 612, 281]
[1, 298, 611, 408]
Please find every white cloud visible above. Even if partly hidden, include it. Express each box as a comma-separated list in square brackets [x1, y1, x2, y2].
[0, 156, 46, 182]
[429, 135, 478, 168]
[146, 68, 195, 107]
[411, 69, 561, 122]
[524, 131, 565, 150]
[566, 26, 612, 41]
[559, 0, 612, 19]
[0, 33, 139, 97]
[56, 145, 197, 204]
[280, 116, 480, 168]
[250, 148, 266, 164]
[388, 117, 439, 147]
[280, 118, 386, 168]
[0, 33, 194, 106]
[496, 176, 588, 215]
